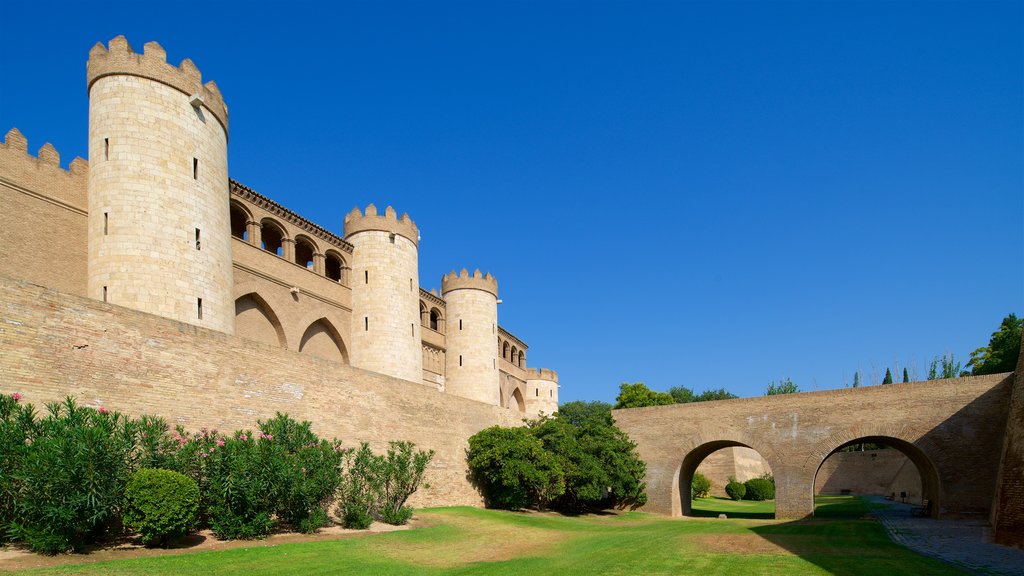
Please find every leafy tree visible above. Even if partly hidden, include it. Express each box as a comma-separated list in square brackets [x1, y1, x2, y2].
[668, 386, 695, 404]
[766, 378, 799, 396]
[927, 353, 961, 380]
[531, 417, 647, 511]
[691, 472, 711, 499]
[882, 368, 893, 384]
[903, 368, 910, 383]
[695, 388, 739, 402]
[467, 426, 564, 510]
[967, 314, 1023, 375]
[614, 383, 675, 409]
[555, 401, 612, 427]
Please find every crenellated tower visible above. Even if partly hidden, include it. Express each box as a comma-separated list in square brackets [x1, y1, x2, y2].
[86, 36, 234, 333]
[344, 205, 423, 383]
[442, 269, 499, 405]
[526, 368, 560, 418]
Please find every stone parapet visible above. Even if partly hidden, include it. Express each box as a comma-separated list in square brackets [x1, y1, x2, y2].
[87, 36, 229, 136]
[343, 204, 419, 246]
[442, 268, 498, 298]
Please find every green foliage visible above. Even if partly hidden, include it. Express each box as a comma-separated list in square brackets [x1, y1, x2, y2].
[882, 368, 893, 384]
[852, 372, 859, 388]
[766, 378, 799, 396]
[968, 313, 1023, 375]
[375, 441, 434, 525]
[614, 383, 675, 409]
[531, 416, 647, 512]
[694, 388, 739, 402]
[337, 443, 380, 528]
[379, 506, 413, 526]
[690, 473, 711, 499]
[903, 368, 910, 383]
[467, 426, 565, 510]
[122, 469, 199, 547]
[554, 401, 612, 426]
[743, 478, 775, 501]
[927, 353, 961, 380]
[6, 398, 137, 554]
[725, 477, 746, 501]
[668, 386, 696, 403]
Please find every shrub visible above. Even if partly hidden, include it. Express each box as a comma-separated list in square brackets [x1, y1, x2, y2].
[467, 426, 564, 510]
[200, 431, 279, 539]
[7, 398, 136, 554]
[122, 469, 199, 546]
[380, 505, 413, 526]
[743, 478, 775, 501]
[725, 477, 746, 501]
[337, 443, 381, 529]
[691, 472, 711, 499]
[376, 441, 433, 525]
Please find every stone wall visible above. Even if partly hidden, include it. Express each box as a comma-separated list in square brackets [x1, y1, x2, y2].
[696, 447, 771, 497]
[0, 129, 88, 297]
[814, 449, 922, 501]
[0, 275, 520, 507]
[992, 345, 1024, 548]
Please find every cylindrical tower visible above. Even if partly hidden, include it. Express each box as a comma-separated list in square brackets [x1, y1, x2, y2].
[526, 368, 560, 418]
[344, 204, 422, 383]
[87, 36, 234, 333]
[442, 269, 499, 405]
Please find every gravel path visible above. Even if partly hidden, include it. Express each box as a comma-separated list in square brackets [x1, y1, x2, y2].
[868, 496, 1024, 576]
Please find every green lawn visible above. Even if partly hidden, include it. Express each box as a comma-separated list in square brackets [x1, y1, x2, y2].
[8, 498, 966, 575]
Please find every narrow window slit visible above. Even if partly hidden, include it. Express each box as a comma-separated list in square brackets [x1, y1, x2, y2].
[364, 317, 369, 331]
[197, 298, 203, 319]
[104, 138, 109, 160]
[193, 158, 199, 179]
[195, 228, 201, 250]
[103, 212, 108, 235]
[102, 286, 107, 302]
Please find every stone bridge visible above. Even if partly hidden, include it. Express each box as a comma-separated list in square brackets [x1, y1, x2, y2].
[613, 372, 1016, 519]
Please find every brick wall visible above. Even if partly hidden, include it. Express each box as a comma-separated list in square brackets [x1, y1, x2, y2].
[0, 275, 521, 507]
[814, 449, 922, 501]
[993, 343, 1024, 548]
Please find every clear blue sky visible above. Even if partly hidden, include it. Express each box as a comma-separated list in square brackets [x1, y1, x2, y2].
[2, 1, 1021, 403]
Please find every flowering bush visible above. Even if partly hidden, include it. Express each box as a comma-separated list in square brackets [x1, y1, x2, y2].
[335, 441, 434, 528]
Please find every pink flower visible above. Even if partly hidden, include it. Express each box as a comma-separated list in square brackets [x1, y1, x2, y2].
[216, 438, 225, 447]
[11, 393, 21, 402]
[200, 452, 208, 458]
[239, 434, 248, 441]
[301, 467, 306, 474]
[99, 407, 109, 414]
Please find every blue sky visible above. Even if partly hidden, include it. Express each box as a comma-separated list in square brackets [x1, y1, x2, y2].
[2, 1, 1021, 403]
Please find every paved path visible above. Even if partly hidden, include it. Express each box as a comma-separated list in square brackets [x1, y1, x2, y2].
[868, 496, 1024, 576]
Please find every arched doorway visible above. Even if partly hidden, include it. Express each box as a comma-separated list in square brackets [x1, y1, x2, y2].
[813, 436, 940, 518]
[678, 440, 775, 518]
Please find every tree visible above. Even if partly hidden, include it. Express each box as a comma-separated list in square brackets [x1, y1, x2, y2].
[927, 354, 961, 380]
[668, 386, 695, 404]
[967, 314, 1023, 375]
[466, 426, 564, 510]
[766, 378, 799, 395]
[882, 368, 893, 385]
[555, 401, 612, 427]
[695, 388, 738, 402]
[613, 383, 675, 409]
[903, 368, 909, 383]
[852, 372, 860, 388]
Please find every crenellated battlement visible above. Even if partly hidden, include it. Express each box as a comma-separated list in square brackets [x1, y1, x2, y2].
[87, 36, 229, 136]
[0, 128, 88, 210]
[527, 368, 559, 383]
[343, 204, 419, 245]
[441, 268, 498, 298]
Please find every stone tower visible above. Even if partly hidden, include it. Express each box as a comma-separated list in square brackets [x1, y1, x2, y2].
[526, 368, 560, 417]
[86, 37, 234, 333]
[442, 269, 499, 405]
[344, 205, 422, 383]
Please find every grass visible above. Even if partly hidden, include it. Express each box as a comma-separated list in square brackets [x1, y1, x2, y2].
[6, 497, 967, 576]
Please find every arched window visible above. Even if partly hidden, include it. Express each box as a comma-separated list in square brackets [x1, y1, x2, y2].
[510, 346, 518, 364]
[230, 202, 250, 240]
[325, 251, 346, 283]
[260, 219, 286, 257]
[294, 235, 317, 269]
[517, 350, 524, 367]
[503, 341, 510, 360]
[429, 308, 442, 332]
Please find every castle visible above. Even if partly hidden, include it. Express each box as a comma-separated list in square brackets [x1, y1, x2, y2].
[0, 36, 558, 420]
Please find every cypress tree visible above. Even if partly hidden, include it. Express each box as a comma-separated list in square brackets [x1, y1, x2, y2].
[882, 368, 893, 384]
[852, 372, 859, 388]
[902, 367, 909, 383]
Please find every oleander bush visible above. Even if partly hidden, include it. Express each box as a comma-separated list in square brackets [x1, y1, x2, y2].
[335, 441, 434, 528]
[122, 469, 199, 546]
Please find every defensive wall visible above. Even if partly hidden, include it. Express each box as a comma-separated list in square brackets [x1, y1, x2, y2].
[614, 372, 1015, 520]
[992, 348, 1024, 548]
[0, 275, 521, 507]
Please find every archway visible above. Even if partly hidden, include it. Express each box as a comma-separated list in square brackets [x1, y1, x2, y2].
[294, 235, 317, 269]
[260, 219, 286, 257]
[813, 436, 940, 518]
[679, 440, 775, 518]
[298, 318, 348, 364]
[230, 202, 250, 240]
[234, 293, 286, 348]
[510, 387, 526, 413]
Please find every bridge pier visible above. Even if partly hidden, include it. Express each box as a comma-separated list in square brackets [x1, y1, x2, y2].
[775, 467, 815, 519]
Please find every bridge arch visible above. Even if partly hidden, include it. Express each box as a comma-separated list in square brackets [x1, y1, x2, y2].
[676, 436, 779, 517]
[811, 435, 941, 518]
